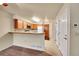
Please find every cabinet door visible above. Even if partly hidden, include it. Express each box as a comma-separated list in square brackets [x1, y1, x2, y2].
[14, 19, 23, 29]
[23, 22, 27, 29]
[31, 24, 37, 30]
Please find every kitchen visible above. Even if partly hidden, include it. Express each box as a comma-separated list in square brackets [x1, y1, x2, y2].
[8, 15, 50, 51]
[0, 3, 62, 56]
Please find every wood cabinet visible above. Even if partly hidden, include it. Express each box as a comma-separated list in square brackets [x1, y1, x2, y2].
[23, 21, 27, 29]
[14, 19, 23, 29]
[31, 24, 43, 30]
[14, 19, 31, 30]
[31, 24, 37, 30]
[44, 24, 49, 40]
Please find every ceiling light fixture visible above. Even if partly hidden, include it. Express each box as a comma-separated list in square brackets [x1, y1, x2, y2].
[32, 16, 40, 23]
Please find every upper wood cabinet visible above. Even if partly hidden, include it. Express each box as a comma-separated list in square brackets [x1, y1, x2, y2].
[31, 24, 37, 30]
[23, 21, 27, 29]
[14, 19, 23, 29]
[14, 19, 31, 30]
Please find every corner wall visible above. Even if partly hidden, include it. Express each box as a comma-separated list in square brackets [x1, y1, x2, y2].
[0, 33, 13, 51]
[0, 8, 13, 37]
[0, 8, 13, 51]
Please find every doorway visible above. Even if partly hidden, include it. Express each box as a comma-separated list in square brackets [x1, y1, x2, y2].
[44, 21, 62, 56]
[44, 24, 49, 40]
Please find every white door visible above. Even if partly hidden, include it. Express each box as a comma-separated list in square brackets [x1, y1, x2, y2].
[55, 4, 70, 56]
[60, 9, 68, 56]
[56, 9, 68, 56]
[59, 19, 67, 56]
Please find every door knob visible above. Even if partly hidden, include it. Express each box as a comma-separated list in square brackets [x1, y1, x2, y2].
[65, 35, 67, 36]
[64, 37, 67, 40]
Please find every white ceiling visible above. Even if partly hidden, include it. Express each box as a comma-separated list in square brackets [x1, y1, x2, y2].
[1, 3, 63, 22]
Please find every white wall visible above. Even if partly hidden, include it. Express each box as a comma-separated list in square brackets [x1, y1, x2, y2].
[0, 8, 13, 38]
[0, 33, 13, 51]
[49, 19, 57, 44]
[49, 20, 52, 40]
[49, 20, 56, 42]
[13, 34, 45, 51]
[70, 4, 79, 56]
[0, 8, 13, 51]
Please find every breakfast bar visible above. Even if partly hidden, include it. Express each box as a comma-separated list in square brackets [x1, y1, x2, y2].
[9, 31, 45, 51]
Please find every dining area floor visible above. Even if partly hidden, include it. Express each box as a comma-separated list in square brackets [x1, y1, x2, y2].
[0, 46, 51, 56]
